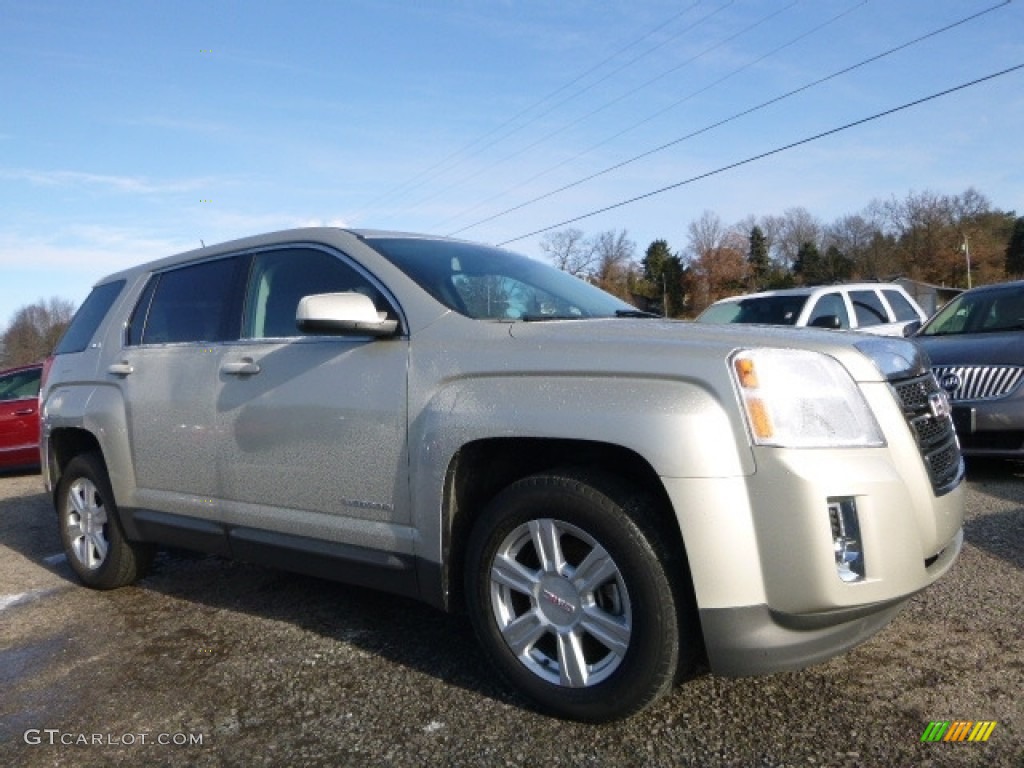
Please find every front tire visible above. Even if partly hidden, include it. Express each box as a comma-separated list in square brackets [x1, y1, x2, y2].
[57, 452, 154, 589]
[465, 470, 689, 722]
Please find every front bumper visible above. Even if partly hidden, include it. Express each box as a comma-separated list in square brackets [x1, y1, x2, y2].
[953, 401, 1024, 457]
[700, 528, 962, 675]
[661, 439, 964, 676]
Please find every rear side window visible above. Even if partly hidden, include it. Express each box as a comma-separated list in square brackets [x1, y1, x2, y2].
[54, 280, 126, 355]
[129, 258, 242, 345]
[849, 290, 888, 327]
[883, 290, 920, 322]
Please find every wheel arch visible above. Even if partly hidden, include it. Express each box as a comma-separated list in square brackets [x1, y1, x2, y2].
[439, 437, 696, 617]
[46, 426, 104, 493]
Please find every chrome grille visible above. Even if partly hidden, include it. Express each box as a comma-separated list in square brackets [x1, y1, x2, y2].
[891, 373, 962, 494]
[932, 365, 1024, 402]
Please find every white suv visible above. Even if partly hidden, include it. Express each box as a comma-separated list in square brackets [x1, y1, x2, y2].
[697, 283, 927, 336]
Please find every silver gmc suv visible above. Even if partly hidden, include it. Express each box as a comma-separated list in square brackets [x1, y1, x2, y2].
[41, 228, 964, 722]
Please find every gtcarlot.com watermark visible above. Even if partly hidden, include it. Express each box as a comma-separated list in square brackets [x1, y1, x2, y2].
[24, 729, 204, 747]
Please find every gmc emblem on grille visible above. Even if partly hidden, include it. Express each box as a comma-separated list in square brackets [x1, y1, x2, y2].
[928, 391, 952, 420]
[939, 373, 961, 393]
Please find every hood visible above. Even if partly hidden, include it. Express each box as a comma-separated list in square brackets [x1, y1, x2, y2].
[914, 331, 1022, 367]
[504, 318, 924, 383]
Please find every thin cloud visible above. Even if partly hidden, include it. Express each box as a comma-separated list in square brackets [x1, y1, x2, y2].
[0, 168, 216, 194]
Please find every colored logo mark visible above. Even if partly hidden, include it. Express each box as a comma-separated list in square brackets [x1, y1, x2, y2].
[921, 721, 997, 742]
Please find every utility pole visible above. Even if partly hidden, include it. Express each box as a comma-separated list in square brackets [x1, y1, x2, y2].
[961, 233, 972, 289]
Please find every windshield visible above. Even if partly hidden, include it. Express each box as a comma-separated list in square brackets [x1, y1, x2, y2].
[698, 295, 808, 325]
[364, 237, 637, 320]
[920, 284, 1024, 336]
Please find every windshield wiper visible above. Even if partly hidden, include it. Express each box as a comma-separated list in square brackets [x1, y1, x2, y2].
[520, 314, 586, 322]
[613, 309, 660, 318]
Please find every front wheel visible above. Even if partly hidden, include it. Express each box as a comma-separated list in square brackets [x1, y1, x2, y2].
[56, 452, 154, 589]
[465, 471, 691, 722]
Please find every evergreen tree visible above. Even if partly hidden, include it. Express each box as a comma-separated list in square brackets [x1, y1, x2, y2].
[641, 239, 685, 316]
[793, 241, 824, 284]
[747, 226, 770, 290]
[1005, 216, 1024, 277]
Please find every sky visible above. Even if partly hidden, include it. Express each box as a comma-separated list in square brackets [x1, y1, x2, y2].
[1, 0, 1022, 327]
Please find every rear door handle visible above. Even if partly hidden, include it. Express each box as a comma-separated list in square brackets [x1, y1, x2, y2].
[221, 359, 261, 376]
[14, 408, 35, 416]
[107, 362, 134, 376]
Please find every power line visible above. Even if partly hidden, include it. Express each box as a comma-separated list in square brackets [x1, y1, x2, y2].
[347, 1, 709, 220]
[404, 0, 758, 222]
[428, 0, 803, 230]
[457, 1, 1011, 238]
[441, 0, 866, 234]
[497, 63, 1024, 246]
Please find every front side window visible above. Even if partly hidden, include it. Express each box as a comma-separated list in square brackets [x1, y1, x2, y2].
[131, 258, 241, 345]
[849, 290, 888, 327]
[807, 292, 850, 329]
[243, 248, 392, 338]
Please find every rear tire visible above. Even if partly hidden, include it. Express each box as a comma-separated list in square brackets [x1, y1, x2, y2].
[465, 470, 690, 722]
[57, 452, 154, 589]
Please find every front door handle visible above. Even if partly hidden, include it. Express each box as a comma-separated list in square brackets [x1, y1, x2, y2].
[14, 408, 35, 416]
[221, 359, 261, 376]
[107, 362, 134, 377]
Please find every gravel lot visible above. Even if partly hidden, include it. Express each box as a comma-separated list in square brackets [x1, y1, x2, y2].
[1, 463, 1021, 767]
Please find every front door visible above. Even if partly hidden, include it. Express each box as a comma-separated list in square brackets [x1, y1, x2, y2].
[212, 246, 410, 544]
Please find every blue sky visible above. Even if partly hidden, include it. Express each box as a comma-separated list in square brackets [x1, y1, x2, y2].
[1, 0, 1022, 327]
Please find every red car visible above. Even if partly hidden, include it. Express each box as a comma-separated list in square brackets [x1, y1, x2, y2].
[0, 362, 43, 470]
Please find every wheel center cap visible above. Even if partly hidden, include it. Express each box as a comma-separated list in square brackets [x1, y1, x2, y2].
[537, 575, 581, 626]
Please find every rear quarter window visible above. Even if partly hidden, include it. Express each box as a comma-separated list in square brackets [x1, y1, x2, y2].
[53, 280, 126, 355]
[849, 290, 889, 327]
[883, 290, 921, 322]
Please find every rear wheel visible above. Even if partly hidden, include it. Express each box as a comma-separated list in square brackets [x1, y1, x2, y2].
[465, 470, 691, 722]
[57, 452, 154, 589]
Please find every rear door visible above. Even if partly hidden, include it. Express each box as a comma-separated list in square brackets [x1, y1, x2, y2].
[117, 256, 245, 513]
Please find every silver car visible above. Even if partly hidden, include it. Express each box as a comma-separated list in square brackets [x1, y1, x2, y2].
[41, 229, 964, 721]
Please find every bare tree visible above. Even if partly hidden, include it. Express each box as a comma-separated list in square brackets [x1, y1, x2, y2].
[539, 228, 594, 277]
[590, 229, 638, 299]
[775, 207, 822, 269]
[686, 211, 747, 311]
[1, 297, 76, 367]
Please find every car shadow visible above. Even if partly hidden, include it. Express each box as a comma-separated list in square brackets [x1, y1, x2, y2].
[962, 458, 1024, 570]
[0, 480, 522, 712]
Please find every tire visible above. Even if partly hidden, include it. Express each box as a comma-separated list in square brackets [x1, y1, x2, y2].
[56, 452, 155, 589]
[465, 470, 690, 722]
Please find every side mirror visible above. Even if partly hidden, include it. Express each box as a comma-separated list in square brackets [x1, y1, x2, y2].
[296, 292, 398, 337]
[809, 314, 842, 329]
[902, 320, 922, 337]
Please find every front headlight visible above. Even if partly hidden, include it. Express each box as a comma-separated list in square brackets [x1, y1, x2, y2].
[731, 348, 885, 448]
